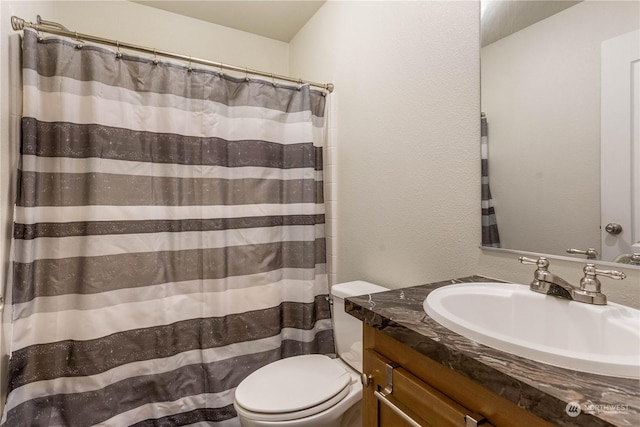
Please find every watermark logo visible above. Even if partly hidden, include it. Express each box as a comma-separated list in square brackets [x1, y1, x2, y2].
[565, 401, 629, 417]
[584, 403, 629, 415]
[565, 402, 581, 417]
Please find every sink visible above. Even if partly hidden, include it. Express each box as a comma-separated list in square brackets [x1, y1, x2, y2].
[424, 282, 640, 379]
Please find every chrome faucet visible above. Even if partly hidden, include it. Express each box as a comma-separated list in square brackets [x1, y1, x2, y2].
[518, 256, 626, 305]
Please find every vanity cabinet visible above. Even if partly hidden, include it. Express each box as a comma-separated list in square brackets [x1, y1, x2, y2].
[362, 325, 553, 427]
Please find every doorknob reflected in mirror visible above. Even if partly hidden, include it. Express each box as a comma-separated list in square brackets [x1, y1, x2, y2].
[605, 223, 623, 235]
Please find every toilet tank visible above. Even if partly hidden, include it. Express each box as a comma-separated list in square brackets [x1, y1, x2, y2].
[331, 281, 388, 373]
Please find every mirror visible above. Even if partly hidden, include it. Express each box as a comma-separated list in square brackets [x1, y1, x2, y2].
[480, 0, 640, 266]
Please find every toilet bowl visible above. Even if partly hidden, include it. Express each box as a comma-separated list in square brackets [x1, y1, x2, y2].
[233, 281, 388, 427]
[234, 355, 362, 427]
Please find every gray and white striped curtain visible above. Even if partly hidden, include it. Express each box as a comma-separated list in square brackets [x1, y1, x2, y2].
[481, 113, 501, 247]
[2, 29, 333, 426]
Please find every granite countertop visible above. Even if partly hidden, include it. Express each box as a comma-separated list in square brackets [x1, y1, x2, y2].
[345, 275, 640, 427]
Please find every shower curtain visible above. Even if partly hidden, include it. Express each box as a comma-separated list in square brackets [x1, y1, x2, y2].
[481, 113, 501, 247]
[2, 29, 333, 426]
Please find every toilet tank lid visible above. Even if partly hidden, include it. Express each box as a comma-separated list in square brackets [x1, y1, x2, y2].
[331, 281, 388, 299]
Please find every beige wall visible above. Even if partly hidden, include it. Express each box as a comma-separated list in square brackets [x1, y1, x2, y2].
[289, 0, 639, 307]
[290, 0, 483, 289]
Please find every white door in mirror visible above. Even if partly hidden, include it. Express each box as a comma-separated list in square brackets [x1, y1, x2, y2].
[601, 29, 640, 261]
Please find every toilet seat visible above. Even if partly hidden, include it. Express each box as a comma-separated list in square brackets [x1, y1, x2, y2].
[234, 354, 353, 422]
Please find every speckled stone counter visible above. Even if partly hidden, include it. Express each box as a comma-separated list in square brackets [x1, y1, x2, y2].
[345, 276, 640, 427]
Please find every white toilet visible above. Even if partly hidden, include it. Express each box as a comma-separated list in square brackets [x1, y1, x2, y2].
[233, 280, 388, 427]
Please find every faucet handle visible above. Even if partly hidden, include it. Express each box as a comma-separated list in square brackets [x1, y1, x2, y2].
[518, 256, 549, 270]
[579, 263, 626, 300]
[519, 257, 552, 292]
[566, 248, 598, 259]
[584, 264, 626, 281]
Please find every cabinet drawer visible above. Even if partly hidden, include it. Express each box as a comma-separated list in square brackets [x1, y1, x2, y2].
[364, 349, 492, 427]
[363, 325, 554, 427]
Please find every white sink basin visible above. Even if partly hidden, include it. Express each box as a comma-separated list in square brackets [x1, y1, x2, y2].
[424, 282, 640, 379]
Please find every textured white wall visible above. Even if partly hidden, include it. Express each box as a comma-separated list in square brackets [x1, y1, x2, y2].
[290, 0, 640, 308]
[481, 1, 640, 256]
[290, 1, 482, 289]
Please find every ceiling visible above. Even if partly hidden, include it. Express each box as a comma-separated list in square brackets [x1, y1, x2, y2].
[481, 0, 581, 47]
[132, 1, 325, 42]
[134, 1, 580, 47]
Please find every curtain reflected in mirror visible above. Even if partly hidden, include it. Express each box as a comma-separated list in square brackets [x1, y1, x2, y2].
[481, 113, 500, 248]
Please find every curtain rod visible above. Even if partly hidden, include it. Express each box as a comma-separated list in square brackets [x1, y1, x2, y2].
[10, 15, 334, 93]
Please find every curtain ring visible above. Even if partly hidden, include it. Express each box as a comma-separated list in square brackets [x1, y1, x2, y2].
[115, 41, 122, 59]
[187, 56, 192, 73]
[153, 48, 159, 65]
[245, 67, 250, 82]
[271, 73, 276, 87]
[74, 31, 83, 49]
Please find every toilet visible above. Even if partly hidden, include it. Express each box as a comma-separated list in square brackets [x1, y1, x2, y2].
[233, 280, 388, 427]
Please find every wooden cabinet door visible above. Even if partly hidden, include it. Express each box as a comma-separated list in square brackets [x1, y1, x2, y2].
[363, 349, 492, 427]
